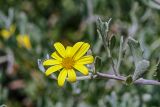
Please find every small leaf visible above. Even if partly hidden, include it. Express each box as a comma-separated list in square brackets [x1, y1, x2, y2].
[143, 0, 160, 10]
[128, 37, 143, 64]
[155, 60, 160, 81]
[133, 60, 150, 81]
[125, 75, 133, 85]
[109, 35, 116, 49]
[37, 59, 45, 72]
[94, 56, 102, 72]
[96, 17, 112, 46]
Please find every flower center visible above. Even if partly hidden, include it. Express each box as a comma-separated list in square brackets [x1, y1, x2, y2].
[62, 57, 75, 69]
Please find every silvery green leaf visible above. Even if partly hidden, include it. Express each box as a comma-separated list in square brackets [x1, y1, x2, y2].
[128, 37, 143, 64]
[37, 59, 45, 73]
[97, 29, 102, 39]
[96, 17, 112, 45]
[155, 60, 160, 81]
[96, 18, 107, 39]
[133, 60, 150, 81]
[143, 0, 160, 10]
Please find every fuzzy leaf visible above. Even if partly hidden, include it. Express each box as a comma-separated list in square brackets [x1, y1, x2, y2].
[37, 59, 45, 72]
[133, 60, 150, 81]
[96, 18, 112, 46]
[128, 37, 143, 64]
[155, 61, 160, 81]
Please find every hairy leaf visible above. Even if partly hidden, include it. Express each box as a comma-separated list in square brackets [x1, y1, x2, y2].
[37, 59, 45, 72]
[133, 60, 150, 81]
[128, 37, 143, 64]
[96, 17, 112, 46]
[155, 60, 160, 81]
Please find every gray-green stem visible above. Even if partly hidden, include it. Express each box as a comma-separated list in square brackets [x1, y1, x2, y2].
[116, 36, 123, 73]
[75, 72, 160, 86]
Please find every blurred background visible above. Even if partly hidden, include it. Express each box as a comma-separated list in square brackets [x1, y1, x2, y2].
[0, 0, 160, 107]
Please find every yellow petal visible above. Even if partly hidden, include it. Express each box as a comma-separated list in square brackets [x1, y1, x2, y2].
[43, 59, 61, 66]
[58, 69, 67, 87]
[16, 35, 23, 47]
[76, 55, 94, 65]
[67, 69, 76, 82]
[73, 64, 89, 75]
[54, 42, 66, 58]
[51, 52, 62, 61]
[73, 43, 90, 60]
[45, 65, 63, 76]
[1, 29, 11, 39]
[23, 35, 32, 49]
[71, 42, 84, 57]
[16, 35, 32, 49]
[65, 46, 72, 57]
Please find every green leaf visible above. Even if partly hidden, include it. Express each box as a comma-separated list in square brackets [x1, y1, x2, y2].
[132, 60, 150, 81]
[143, 0, 160, 10]
[96, 17, 112, 46]
[155, 60, 160, 81]
[125, 75, 133, 85]
[128, 37, 143, 64]
[109, 35, 116, 49]
[94, 56, 102, 72]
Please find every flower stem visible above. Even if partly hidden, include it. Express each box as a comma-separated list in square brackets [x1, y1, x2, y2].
[76, 72, 160, 86]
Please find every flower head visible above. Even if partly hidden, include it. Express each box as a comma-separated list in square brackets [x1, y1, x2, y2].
[0, 25, 16, 40]
[16, 34, 32, 50]
[43, 42, 94, 87]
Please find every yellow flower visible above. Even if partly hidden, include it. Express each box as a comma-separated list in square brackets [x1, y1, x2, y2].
[43, 42, 94, 87]
[16, 34, 32, 50]
[0, 25, 16, 40]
